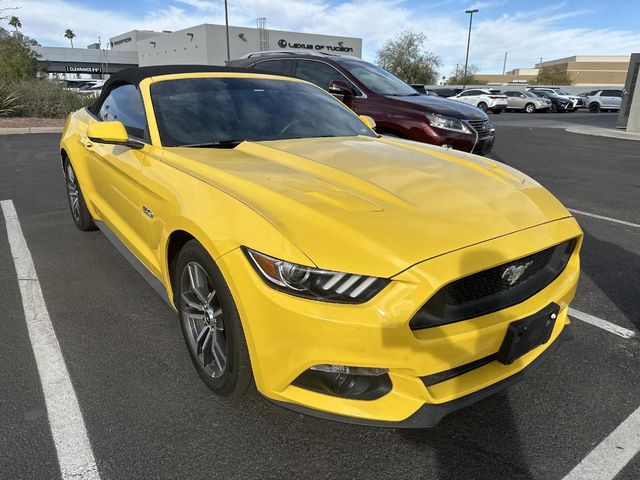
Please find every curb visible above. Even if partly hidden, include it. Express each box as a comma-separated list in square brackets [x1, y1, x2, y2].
[565, 126, 640, 142]
[0, 127, 63, 135]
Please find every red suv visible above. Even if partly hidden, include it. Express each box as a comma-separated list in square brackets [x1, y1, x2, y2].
[229, 53, 495, 155]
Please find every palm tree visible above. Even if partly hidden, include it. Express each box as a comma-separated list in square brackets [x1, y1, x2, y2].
[64, 29, 75, 48]
[8, 16, 21, 34]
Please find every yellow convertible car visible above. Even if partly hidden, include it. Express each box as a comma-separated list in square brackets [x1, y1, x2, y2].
[60, 66, 582, 427]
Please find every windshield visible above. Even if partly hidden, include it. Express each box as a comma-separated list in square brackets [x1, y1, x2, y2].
[333, 58, 418, 96]
[523, 91, 539, 98]
[151, 77, 376, 147]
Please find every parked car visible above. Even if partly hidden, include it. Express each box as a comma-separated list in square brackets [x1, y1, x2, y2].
[60, 65, 582, 427]
[529, 91, 572, 112]
[527, 87, 581, 111]
[433, 88, 462, 98]
[229, 53, 495, 155]
[450, 88, 508, 114]
[503, 90, 552, 113]
[411, 84, 439, 96]
[576, 90, 599, 109]
[585, 89, 623, 112]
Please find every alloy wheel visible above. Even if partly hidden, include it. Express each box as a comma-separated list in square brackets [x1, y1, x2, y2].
[180, 262, 228, 379]
[66, 163, 81, 222]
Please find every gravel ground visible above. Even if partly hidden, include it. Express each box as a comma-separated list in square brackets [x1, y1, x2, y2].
[0, 117, 65, 128]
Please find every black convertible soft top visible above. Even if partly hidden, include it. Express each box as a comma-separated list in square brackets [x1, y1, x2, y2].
[89, 65, 254, 115]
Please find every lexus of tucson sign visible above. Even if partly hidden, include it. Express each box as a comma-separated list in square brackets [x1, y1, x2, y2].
[66, 66, 102, 74]
[277, 38, 354, 53]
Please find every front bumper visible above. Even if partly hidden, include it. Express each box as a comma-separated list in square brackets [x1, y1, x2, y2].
[271, 325, 574, 427]
[217, 217, 582, 426]
[421, 124, 495, 155]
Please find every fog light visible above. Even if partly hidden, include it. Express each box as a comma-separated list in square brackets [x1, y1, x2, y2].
[292, 365, 392, 400]
[310, 364, 388, 376]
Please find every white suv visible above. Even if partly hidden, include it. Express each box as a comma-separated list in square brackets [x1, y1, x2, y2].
[451, 89, 508, 114]
[586, 89, 623, 113]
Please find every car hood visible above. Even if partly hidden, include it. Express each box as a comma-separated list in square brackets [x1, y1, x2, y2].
[383, 94, 488, 121]
[162, 136, 572, 277]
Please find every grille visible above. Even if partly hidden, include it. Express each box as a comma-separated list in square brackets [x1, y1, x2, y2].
[409, 239, 576, 330]
[446, 247, 554, 306]
[467, 120, 489, 135]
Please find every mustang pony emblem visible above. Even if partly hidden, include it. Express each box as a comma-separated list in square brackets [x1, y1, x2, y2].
[501, 261, 533, 286]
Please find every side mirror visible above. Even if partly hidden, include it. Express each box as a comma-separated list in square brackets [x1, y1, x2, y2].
[328, 80, 353, 97]
[87, 121, 144, 149]
[359, 115, 376, 131]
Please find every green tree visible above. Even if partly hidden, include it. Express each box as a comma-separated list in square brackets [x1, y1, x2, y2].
[446, 64, 486, 85]
[64, 28, 75, 48]
[376, 31, 441, 85]
[536, 65, 572, 85]
[8, 15, 20, 33]
[0, 27, 40, 80]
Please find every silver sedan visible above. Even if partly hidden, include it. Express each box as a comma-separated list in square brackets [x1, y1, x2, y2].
[504, 91, 552, 113]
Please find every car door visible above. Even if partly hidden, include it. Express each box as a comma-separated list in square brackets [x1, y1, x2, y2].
[505, 92, 523, 109]
[88, 84, 152, 266]
[601, 90, 622, 108]
[455, 91, 474, 105]
[294, 59, 360, 109]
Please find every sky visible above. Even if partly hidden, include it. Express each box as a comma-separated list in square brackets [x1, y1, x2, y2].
[3, 0, 640, 76]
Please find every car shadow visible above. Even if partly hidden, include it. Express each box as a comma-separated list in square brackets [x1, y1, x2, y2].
[579, 228, 640, 328]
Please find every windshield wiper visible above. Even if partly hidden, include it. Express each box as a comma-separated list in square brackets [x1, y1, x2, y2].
[384, 93, 420, 96]
[181, 139, 246, 148]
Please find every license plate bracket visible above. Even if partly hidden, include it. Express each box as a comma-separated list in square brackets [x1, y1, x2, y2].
[497, 303, 559, 365]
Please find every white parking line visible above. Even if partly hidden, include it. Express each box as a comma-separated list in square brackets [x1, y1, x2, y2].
[569, 208, 640, 229]
[1, 200, 101, 480]
[563, 406, 640, 480]
[569, 308, 636, 339]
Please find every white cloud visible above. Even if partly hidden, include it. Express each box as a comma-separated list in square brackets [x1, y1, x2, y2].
[9, 0, 640, 76]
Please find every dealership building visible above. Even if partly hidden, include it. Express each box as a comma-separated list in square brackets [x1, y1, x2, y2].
[477, 55, 631, 87]
[32, 23, 362, 77]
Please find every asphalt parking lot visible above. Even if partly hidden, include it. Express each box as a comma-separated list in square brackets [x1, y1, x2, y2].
[1, 111, 639, 480]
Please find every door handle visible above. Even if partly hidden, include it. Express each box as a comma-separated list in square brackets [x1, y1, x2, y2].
[81, 137, 93, 149]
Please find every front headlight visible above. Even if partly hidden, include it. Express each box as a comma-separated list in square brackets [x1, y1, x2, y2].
[244, 248, 389, 303]
[425, 113, 473, 134]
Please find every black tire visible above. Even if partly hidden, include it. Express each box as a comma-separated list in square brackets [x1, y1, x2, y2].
[174, 240, 253, 397]
[477, 102, 488, 112]
[491, 109, 502, 114]
[524, 103, 536, 114]
[64, 158, 96, 231]
[550, 104, 558, 113]
[589, 102, 600, 113]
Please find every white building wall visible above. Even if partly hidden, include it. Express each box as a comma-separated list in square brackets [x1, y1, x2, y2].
[134, 23, 362, 67]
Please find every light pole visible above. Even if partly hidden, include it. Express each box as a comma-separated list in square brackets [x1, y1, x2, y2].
[502, 51, 508, 75]
[462, 8, 478, 90]
[224, 0, 230, 62]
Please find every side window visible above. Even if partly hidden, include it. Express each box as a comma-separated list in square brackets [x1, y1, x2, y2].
[602, 90, 622, 97]
[253, 59, 295, 76]
[295, 60, 352, 91]
[459, 91, 472, 97]
[98, 84, 147, 140]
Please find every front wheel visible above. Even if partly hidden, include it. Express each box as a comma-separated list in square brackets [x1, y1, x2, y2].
[175, 240, 253, 397]
[524, 103, 536, 114]
[64, 159, 96, 231]
[491, 108, 502, 114]
[589, 103, 601, 113]
[477, 102, 488, 112]
[550, 104, 558, 113]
